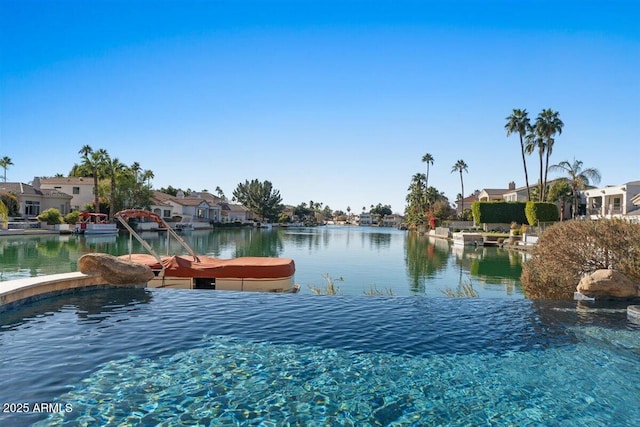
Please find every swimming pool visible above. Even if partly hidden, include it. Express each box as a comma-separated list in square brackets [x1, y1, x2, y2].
[1, 288, 639, 426]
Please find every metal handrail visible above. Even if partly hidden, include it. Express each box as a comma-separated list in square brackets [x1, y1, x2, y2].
[114, 210, 201, 269]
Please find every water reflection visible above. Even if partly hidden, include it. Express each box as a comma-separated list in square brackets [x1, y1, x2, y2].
[0, 287, 153, 331]
[231, 229, 284, 258]
[404, 234, 449, 293]
[1, 227, 527, 297]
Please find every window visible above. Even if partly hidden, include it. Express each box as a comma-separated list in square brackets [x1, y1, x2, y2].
[25, 201, 40, 216]
[73, 187, 80, 194]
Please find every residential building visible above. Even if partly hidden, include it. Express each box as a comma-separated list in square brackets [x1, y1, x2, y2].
[454, 194, 479, 215]
[581, 180, 640, 220]
[35, 176, 95, 211]
[382, 214, 404, 228]
[220, 203, 251, 223]
[0, 182, 72, 218]
[477, 182, 516, 202]
[359, 212, 373, 226]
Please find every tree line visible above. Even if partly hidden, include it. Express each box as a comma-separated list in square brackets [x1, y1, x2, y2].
[405, 107, 602, 230]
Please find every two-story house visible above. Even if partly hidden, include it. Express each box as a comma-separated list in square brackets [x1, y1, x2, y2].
[1, 182, 72, 218]
[35, 176, 95, 212]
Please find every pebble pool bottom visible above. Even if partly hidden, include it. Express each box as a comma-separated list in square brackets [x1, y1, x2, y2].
[1, 288, 639, 426]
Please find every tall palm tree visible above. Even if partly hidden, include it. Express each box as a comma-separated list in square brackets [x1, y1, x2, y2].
[142, 169, 154, 188]
[534, 109, 563, 201]
[505, 109, 532, 200]
[103, 154, 126, 219]
[0, 156, 14, 182]
[549, 158, 601, 219]
[451, 160, 469, 215]
[525, 132, 546, 201]
[78, 146, 106, 213]
[421, 153, 434, 189]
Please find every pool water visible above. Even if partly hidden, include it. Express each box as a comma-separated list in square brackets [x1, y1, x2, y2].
[1, 288, 639, 426]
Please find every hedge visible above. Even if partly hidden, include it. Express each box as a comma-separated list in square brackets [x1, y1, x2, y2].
[525, 202, 559, 225]
[471, 201, 528, 225]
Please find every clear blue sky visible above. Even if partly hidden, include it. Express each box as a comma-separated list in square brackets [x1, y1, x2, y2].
[1, 0, 639, 214]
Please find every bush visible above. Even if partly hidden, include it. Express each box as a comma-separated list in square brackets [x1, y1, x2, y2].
[0, 191, 19, 216]
[525, 202, 559, 225]
[65, 211, 80, 225]
[471, 201, 528, 225]
[521, 219, 640, 299]
[37, 208, 63, 225]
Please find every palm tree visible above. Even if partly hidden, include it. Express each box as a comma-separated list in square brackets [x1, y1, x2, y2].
[142, 169, 154, 187]
[505, 109, 532, 200]
[525, 132, 545, 201]
[451, 160, 469, 215]
[78, 146, 106, 213]
[421, 153, 434, 189]
[103, 154, 126, 219]
[0, 156, 14, 182]
[534, 109, 563, 201]
[549, 158, 601, 219]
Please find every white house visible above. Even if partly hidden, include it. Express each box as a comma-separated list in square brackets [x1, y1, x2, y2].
[220, 203, 251, 223]
[581, 180, 640, 220]
[35, 176, 95, 211]
[0, 182, 72, 218]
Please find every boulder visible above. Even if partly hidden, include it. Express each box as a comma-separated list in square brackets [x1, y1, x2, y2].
[78, 253, 155, 285]
[576, 269, 640, 299]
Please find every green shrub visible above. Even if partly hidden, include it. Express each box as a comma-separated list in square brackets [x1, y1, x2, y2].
[471, 201, 528, 225]
[521, 219, 640, 299]
[64, 211, 80, 225]
[37, 208, 63, 225]
[525, 202, 559, 225]
[0, 191, 19, 216]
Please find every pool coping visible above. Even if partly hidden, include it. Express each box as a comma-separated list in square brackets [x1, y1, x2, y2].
[0, 272, 112, 311]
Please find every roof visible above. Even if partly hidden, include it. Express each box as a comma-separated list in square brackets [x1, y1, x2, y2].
[169, 197, 211, 207]
[1, 182, 39, 195]
[480, 188, 510, 196]
[456, 194, 478, 203]
[0, 182, 72, 199]
[39, 176, 94, 185]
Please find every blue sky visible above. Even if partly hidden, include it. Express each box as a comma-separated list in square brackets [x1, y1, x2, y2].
[1, 0, 639, 214]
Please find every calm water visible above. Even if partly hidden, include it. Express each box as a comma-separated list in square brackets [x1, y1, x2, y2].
[1, 289, 639, 426]
[0, 226, 524, 297]
[4, 227, 637, 425]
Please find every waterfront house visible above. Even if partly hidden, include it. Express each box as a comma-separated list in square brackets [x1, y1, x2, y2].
[0, 182, 72, 219]
[164, 192, 218, 223]
[477, 182, 516, 202]
[581, 180, 640, 220]
[382, 214, 404, 228]
[220, 202, 251, 223]
[35, 176, 95, 212]
[359, 212, 373, 226]
[454, 194, 479, 216]
[149, 194, 175, 219]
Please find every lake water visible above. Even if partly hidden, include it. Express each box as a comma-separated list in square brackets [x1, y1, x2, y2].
[1, 227, 639, 426]
[0, 226, 524, 297]
[1, 289, 639, 426]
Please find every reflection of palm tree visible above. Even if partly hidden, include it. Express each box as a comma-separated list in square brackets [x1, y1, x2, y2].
[234, 229, 283, 258]
[404, 233, 449, 293]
